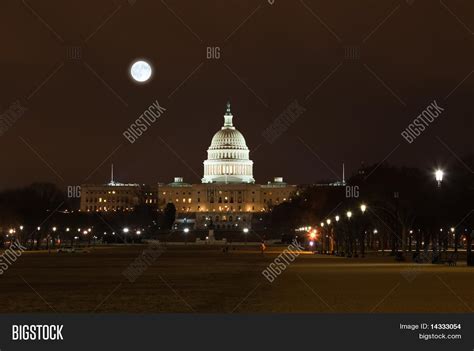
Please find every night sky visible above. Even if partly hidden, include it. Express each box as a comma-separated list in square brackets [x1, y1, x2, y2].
[0, 0, 472, 190]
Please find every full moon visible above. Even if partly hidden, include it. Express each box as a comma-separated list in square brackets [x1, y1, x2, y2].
[130, 60, 152, 83]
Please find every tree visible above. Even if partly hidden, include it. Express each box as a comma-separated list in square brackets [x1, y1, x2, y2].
[162, 203, 176, 231]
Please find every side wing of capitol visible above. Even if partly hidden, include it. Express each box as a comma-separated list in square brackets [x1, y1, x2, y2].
[80, 103, 296, 230]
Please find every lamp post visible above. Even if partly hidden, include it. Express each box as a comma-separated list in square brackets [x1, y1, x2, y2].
[451, 227, 459, 253]
[243, 227, 249, 245]
[326, 219, 332, 254]
[320, 222, 325, 253]
[346, 211, 352, 257]
[35, 227, 40, 250]
[52, 226, 57, 249]
[184, 227, 189, 245]
[434, 169, 444, 261]
[359, 204, 367, 257]
[373, 229, 378, 252]
[435, 169, 444, 188]
[83, 230, 88, 246]
[123, 227, 129, 244]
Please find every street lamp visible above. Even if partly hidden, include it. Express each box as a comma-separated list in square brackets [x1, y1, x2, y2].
[435, 169, 444, 188]
[123, 228, 129, 233]
[183, 227, 189, 245]
[360, 204, 367, 213]
[243, 228, 249, 245]
[325, 219, 332, 254]
[346, 211, 352, 219]
[335, 215, 340, 222]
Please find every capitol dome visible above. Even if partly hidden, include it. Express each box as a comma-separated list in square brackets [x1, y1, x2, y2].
[202, 102, 255, 184]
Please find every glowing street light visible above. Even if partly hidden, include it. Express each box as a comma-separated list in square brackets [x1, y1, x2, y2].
[123, 228, 129, 233]
[320, 222, 324, 227]
[243, 227, 249, 245]
[52, 227, 57, 232]
[346, 211, 352, 219]
[136, 230, 141, 235]
[19, 225, 24, 230]
[335, 215, 340, 222]
[360, 204, 367, 213]
[435, 169, 444, 187]
[326, 219, 331, 225]
[183, 227, 190, 245]
[373, 229, 378, 234]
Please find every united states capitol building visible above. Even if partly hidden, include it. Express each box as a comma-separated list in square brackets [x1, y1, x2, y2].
[81, 103, 296, 230]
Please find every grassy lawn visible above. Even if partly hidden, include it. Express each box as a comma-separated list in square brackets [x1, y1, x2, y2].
[0, 245, 472, 313]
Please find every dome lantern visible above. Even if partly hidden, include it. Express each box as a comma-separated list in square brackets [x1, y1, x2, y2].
[223, 101, 234, 128]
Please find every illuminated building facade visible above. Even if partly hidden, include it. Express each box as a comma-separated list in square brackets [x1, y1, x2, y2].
[157, 103, 296, 230]
[80, 103, 296, 229]
[80, 166, 157, 212]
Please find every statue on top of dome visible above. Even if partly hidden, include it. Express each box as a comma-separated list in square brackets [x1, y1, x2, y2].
[223, 101, 234, 128]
